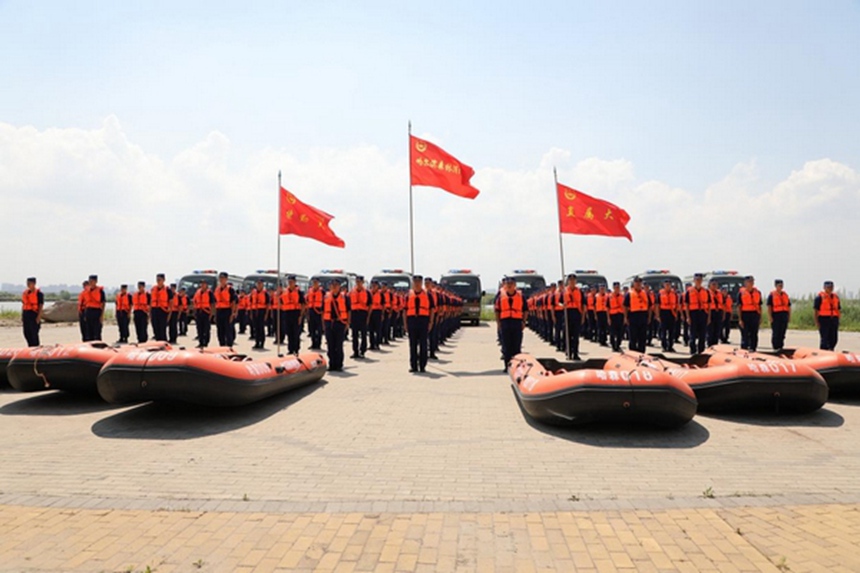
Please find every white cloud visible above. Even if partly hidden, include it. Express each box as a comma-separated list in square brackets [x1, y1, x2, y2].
[0, 117, 857, 296]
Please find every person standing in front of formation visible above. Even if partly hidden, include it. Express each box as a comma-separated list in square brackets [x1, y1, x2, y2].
[368, 280, 384, 351]
[720, 286, 733, 343]
[814, 281, 840, 351]
[280, 275, 305, 354]
[77, 280, 88, 341]
[149, 274, 172, 342]
[132, 282, 150, 343]
[425, 277, 440, 359]
[495, 276, 527, 372]
[608, 282, 625, 352]
[381, 283, 393, 345]
[625, 276, 650, 353]
[248, 278, 268, 350]
[707, 279, 724, 347]
[193, 280, 215, 348]
[563, 274, 584, 360]
[657, 279, 677, 352]
[552, 280, 565, 352]
[405, 275, 434, 373]
[237, 289, 250, 335]
[21, 277, 43, 347]
[685, 273, 710, 355]
[214, 274, 238, 348]
[594, 284, 609, 347]
[114, 284, 133, 344]
[83, 274, 105, 342]
[738, 275, 762, 351]
[323, 280, 349, 371]
[305, 278, 324, 350]
[767, 279, 791, 351]
[349, 276, 370, 359]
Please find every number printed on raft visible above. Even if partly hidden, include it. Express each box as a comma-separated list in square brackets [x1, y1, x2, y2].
[747, 361, 798, 373]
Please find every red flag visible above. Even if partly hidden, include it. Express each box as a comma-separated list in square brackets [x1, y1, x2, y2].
[557, 183, 632, 242]
[409, 135, 480, 199]
[279, 187, 345, 248]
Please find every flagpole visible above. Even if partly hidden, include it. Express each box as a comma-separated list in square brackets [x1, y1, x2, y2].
[554, 167, 571, 360]
[408, 120, 415, 275]
[277, 170, 283, 358]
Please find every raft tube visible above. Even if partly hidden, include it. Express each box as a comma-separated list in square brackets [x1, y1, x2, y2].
[0, 347, 19, 387]
[508, 354, 697, 427]
[745, 347, 860, 396]
[97, 348, 327, 407]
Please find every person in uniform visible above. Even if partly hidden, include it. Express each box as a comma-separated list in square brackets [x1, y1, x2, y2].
[680, 282, 692, 346]
[323, 279, 349, 371]
[552, 280, 565, 352]
[608, 282, 625, 352]
[563, 274, 585, 360]
[707, 279, 724, 347]
[584, 286, 597, 342]
[368, 280, 384, 351]
[644, 284, 658, 347]
[405, 274, 434, 373]
[237, 289, 250, 335]
[685, 273, 710, 355]
[214, 274, 238, 348]
[244, 278, 266, 350]
[657, 279, 677, 352]
[114, 284, 133, 344]
[767, 279, 791, 351]
[279, 275, 305, 354]
[594, 284, 609, 347]
[814, 281, 840, 351]
[625, 276, 650, 352]
[425, 277, 440, 359]
[77, 280, 88, 341]
[495, 276, 527, 372]
[193, 280, 215, 348]
[83, 274, 106, 342]
[21, 277, 44, 347]
[305, 278, 324, 350]
[177, 287, 190, 337]
[166, 283, 180, 343]
[348, 276, 370, 359]
[738, 275, 762, 351]
[149, 274, 172, 342]
[720, 286, 733, 343]
[132, 282, 150, 343]
[381, 283, 393, 345]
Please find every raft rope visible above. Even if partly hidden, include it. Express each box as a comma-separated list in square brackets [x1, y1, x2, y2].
[32, 345, 57, 389]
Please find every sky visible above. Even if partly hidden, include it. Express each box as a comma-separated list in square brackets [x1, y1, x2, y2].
[1, 0, 858, 295]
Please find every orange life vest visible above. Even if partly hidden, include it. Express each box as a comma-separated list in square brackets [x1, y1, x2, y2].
[280, 289, 302, 311]
[608, 293, 625, 315]
[595, 293, 608, 312]
[723, 295, 733, 313]
[115, 293, 131, 312]
[193, 290, 214, 314]
[85, 286, 104, 309]
[22, 289, 41, 312]
[658, 290, 677, 311]
[132, 292, 149, 313]
[349, 289, 369, 311]
[709, 290, 724, 312]
[739, 288, 762, 312]
[392, 293, 404, 312]
[78, 291, 86, 313]
[323, 293, 348, 322]
[151, 286, 170, 311]
[306, 287, 323, 310]
[382, 291, 392, 310]
[564, 288, 582, 311]
[770, 290, 790, 313]
[249, 289, 267, 311]
[586, 292, 595, 311]
[686, 287, 710, 312]
[370, 291, 384, 311]
[406, 290, 431, 317]
[498, 291, 524, 320]
[818, 292, 841, 317]
[628, 289, 649, 312]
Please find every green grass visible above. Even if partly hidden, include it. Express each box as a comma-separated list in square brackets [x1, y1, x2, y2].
[0, 309, 20, 320]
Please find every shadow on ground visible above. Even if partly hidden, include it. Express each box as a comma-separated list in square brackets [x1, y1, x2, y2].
[700, 407, 845, 428]
[513, 389, 710, 449]
[91, 381, 326, 440]
[0, 390, 126, 416]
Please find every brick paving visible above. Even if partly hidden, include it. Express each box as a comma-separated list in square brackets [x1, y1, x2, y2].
[0, 323, 859, 571]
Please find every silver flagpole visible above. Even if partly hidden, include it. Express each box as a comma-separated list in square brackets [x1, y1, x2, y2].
[554, 167, 571, 360]
[277, 170, 283, 358]
[408, 120, 415, 275]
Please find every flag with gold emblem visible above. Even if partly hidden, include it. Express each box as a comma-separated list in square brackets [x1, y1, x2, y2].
[278, 187, 345, 248]
[409, 135, 480, 199]
[556, 182, 632, 241]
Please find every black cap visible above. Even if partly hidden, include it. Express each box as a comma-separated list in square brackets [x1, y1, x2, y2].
[329, 279, 341, 287]
[504, 276, 516, 283]
[381, 281, 389, 286]
[26, 277, 36, 283]
[169, 283, 176, 288]
[371, 280, 379, 285]
[663, 278, 671, 283]
[156, 273, 165, 279]
[633, 276, 642, 282]
[612, 281, 620, 287]
[287, 274, 297, 281]
[356, 275, 364, 281]
[137, 281, 145, 287]
[744, 275, 754, 281]
[89, 274, 98, 281]
[120, 284, 128, 288]
[693, 272, 704, 279]
[566, 273, 577, 280]
[824, 280, 834, 287]
[774, 279, 784, 285]
[219, 272, 228, 278]
[312, 277, 320, 282]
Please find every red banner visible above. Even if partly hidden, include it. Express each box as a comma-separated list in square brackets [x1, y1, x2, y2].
[279, 187, 345, 248]
[409, 135, 480, 199]
[557, 182, 632, 241]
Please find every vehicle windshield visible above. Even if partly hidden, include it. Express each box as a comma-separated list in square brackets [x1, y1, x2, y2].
[178, 275, 217, 298]
[709, 276, 745, 301]
[513, 275, 546, 298]
[641, 275, 683, 293]
[312, 274, 349, 288]
[576, 275, 608, 290]
[440, 276, 482, 300]
[243, 275, 282, 293]
[371, 275, 411, 291]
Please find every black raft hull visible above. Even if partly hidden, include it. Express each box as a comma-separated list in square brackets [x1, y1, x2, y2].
[515, 385, 697, 428]
[691, 377, 828, 413]
[97, 364, 327, 407]
[7, 359, 104, 394]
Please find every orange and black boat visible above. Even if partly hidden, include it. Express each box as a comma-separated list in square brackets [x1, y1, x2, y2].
[97, 348, 327, 407]
[735, 346, 860, 396]
[7, 341, 171, 394]
[626, 349, 828, 413]
[508, 354, 697, 427]
[0, 347, 19, 387]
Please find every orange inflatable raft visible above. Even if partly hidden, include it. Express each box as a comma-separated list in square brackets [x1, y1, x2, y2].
[7, 342, 170, 394]
[0, 347, 19, 387]
[97, 348, 327, 407]
[624, 349, 828, 413]
[508, 354, 697, 427]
